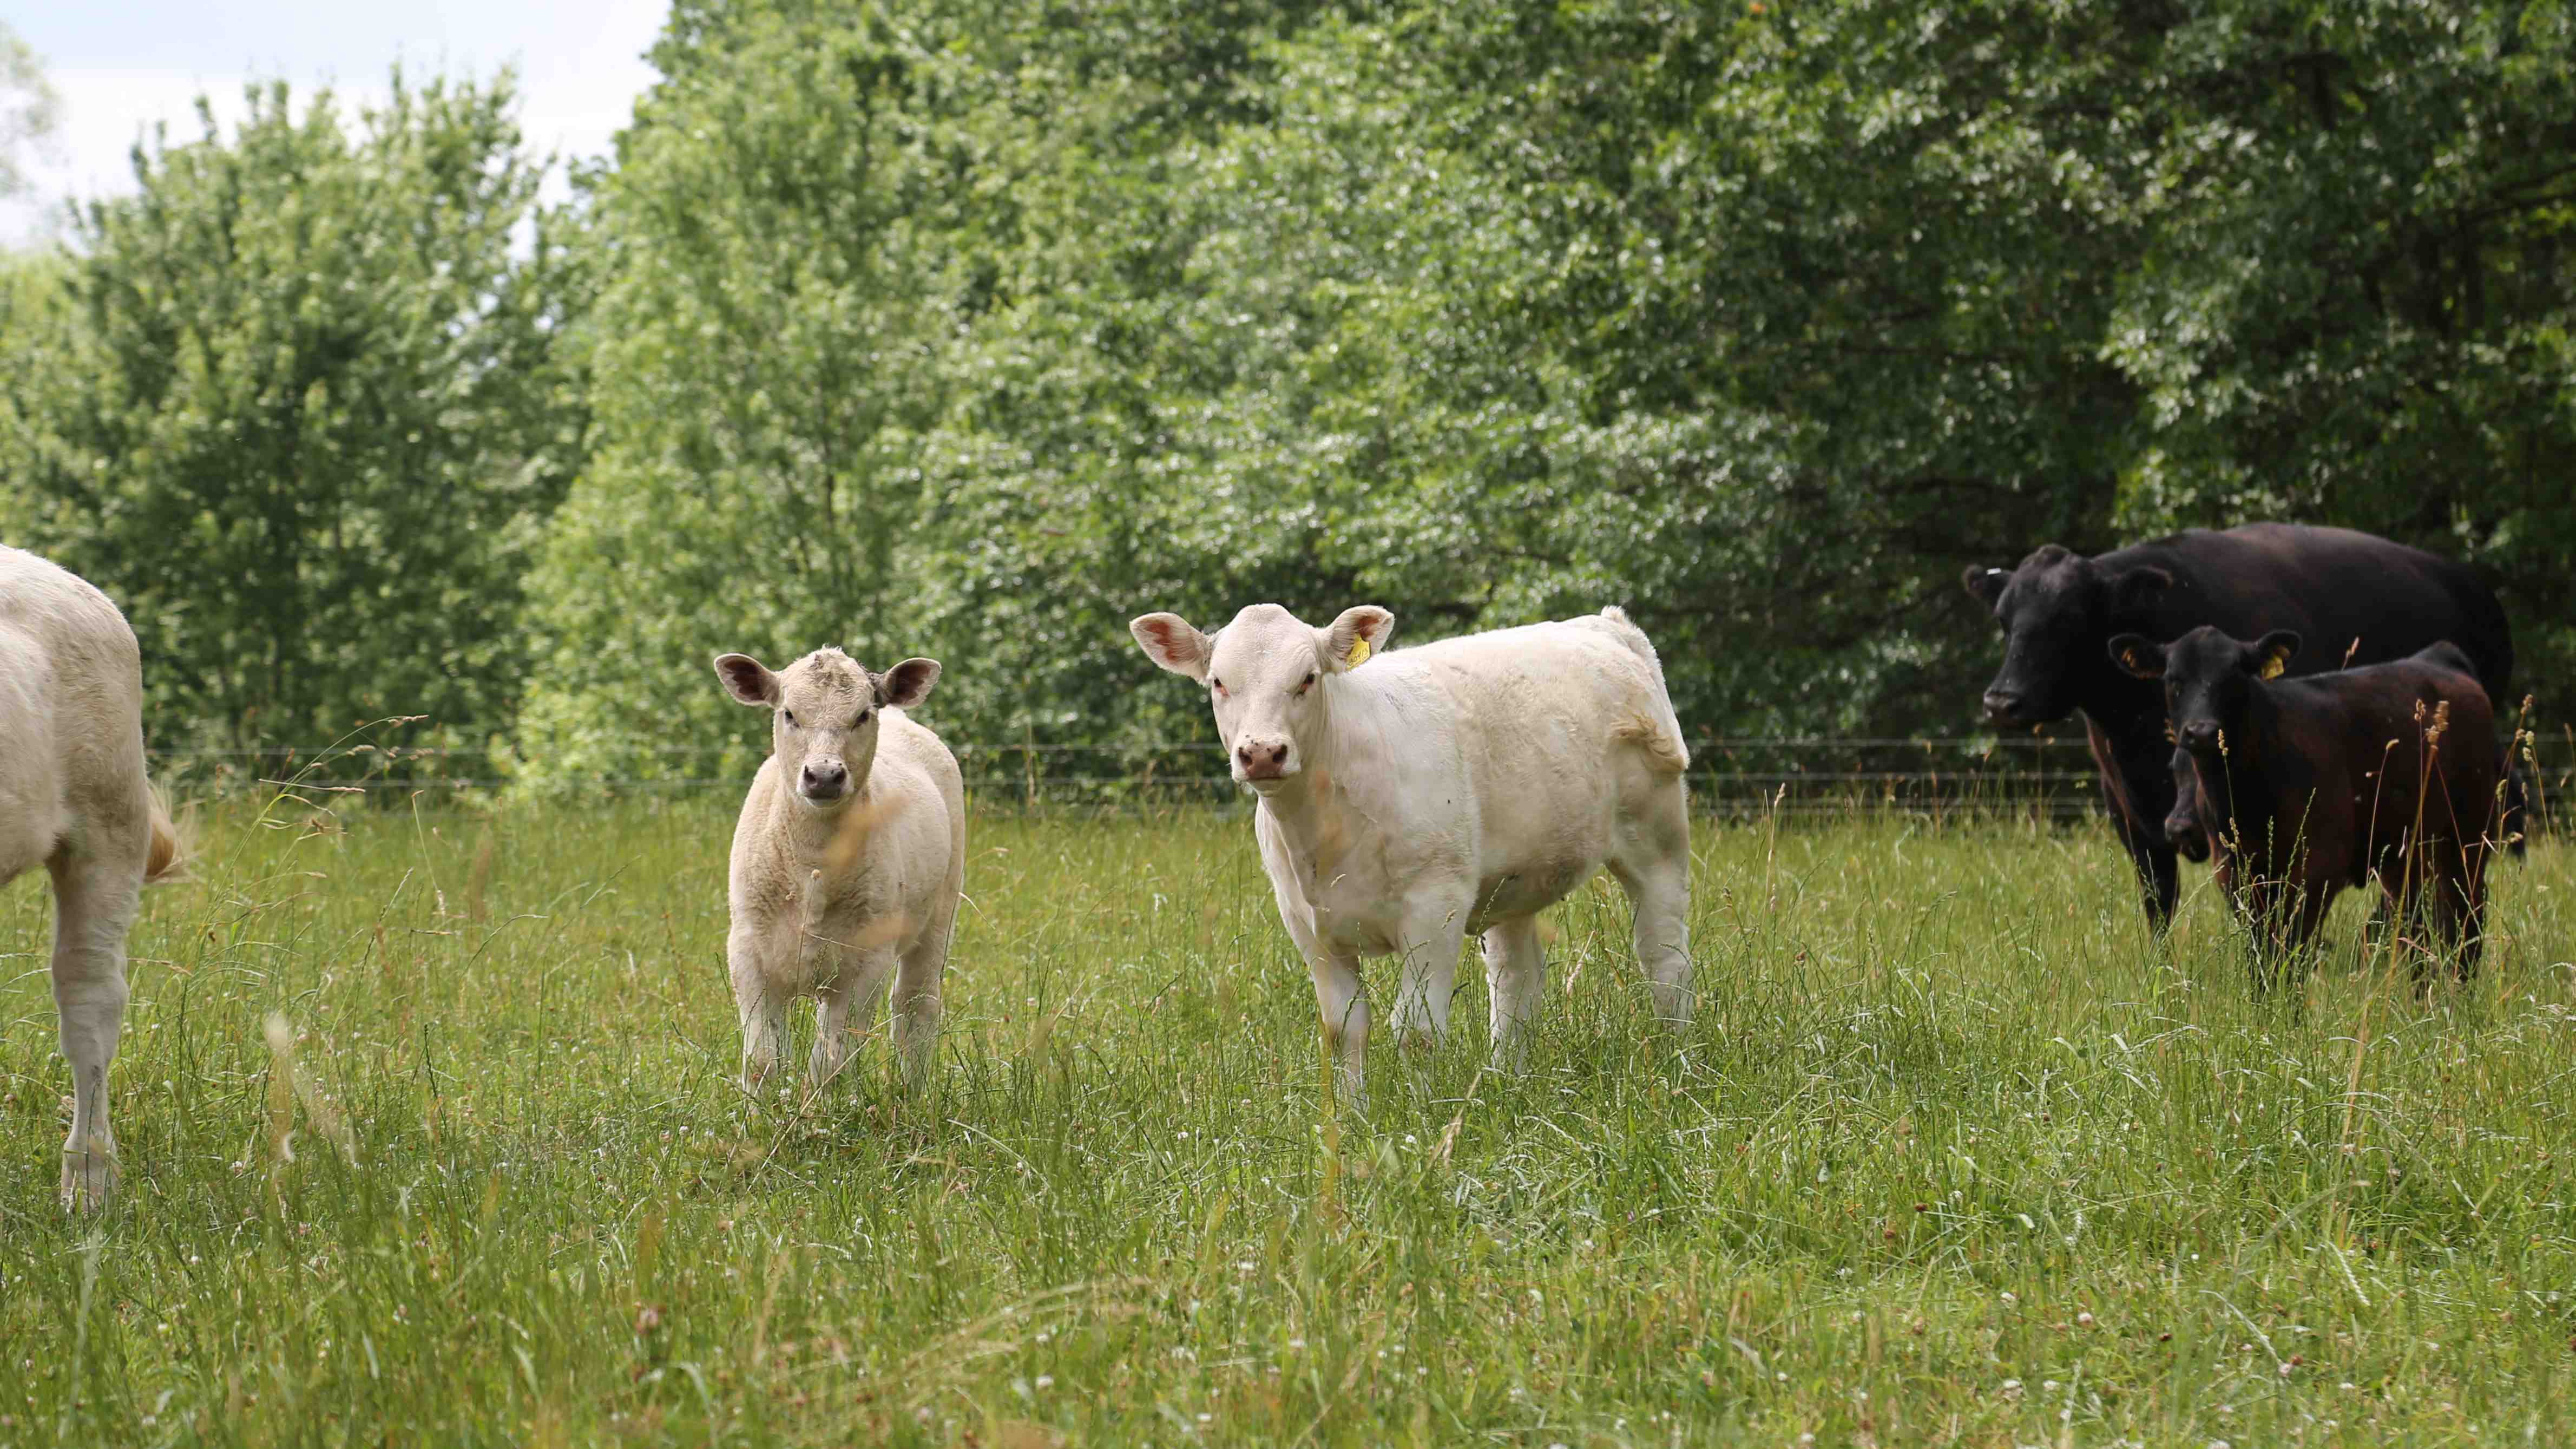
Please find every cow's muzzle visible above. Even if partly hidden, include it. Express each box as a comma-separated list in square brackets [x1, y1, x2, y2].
[1234, 739, 1293, 783]
[798, 759, 852, 803]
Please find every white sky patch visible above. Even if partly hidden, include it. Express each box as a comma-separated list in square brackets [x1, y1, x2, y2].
[3, 1, 667, 247]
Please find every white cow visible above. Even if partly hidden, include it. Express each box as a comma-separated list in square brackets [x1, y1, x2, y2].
[1, 547, 181, 1210]
[1130, 602, 1694, 1105]
[713, 646, 964, 1093]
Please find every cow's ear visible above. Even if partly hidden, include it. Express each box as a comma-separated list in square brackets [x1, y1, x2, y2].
[714, 653, 779, 706]
[1962, 565, 2012, 608]
[876, 658, 941, 709]
[2106, 633, 2165, 680]
[1130, 613, 1212, 681]
[1321, 606, 1395, 671]
[2108, 565, 2173, 615]
[2249, 630, 2299, 681]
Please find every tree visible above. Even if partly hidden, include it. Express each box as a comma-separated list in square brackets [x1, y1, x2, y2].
[0, 21, 59, 199]
[6, 73, 588, 749]
[2102, 0, 2576, 714]
[518, 0, 2576, 783]
[517, 0, 1333, 785]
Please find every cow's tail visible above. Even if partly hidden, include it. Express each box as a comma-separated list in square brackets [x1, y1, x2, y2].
[2502, 755, 2532, 860]
[144, 787, 185, 884]
[1598, 606, 1691, 776]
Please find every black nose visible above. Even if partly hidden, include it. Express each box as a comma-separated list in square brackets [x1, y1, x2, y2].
[1981, 689, 2025, 724]
[800, 761, 849, 795]
[2180, 721, 2218, 750]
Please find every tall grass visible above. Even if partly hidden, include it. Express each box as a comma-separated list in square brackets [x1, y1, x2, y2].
[3, 798, 2573, 1446]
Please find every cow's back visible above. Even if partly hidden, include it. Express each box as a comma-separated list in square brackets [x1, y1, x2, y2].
[1346, 615, 1685, 915]
[2118, 525, 2512, 699]
[1388, 617, 1679, 779]
[875, 708, 967, 895]
[2273, 655, 2500, 878]
[0, 549, 148, 883]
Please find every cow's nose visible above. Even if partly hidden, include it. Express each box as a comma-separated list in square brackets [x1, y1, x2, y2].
[2180, 721, 2219, 750]
[1982, 689, 2026, 724]
[800, 760, 849, 797]
[1236, 741, 1291, 779]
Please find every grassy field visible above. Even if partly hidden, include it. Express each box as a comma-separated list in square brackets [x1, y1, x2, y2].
[3, 792, 2573, 1447]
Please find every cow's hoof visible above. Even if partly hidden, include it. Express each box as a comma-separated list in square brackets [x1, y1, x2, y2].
[60, 1148, 117, 1214]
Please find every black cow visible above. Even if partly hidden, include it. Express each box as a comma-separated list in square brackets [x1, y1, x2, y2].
[1963, 523, 2518, 932]
[2117, 630, 2499, 986]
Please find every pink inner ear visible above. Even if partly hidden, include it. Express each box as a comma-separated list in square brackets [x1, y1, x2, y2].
[719, 659, 770, 703]
[1145, 621, 1197, 664]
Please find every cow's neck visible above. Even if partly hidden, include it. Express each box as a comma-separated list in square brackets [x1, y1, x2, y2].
[2077, 669, 2165, 744]
[773, 770, 880, 862]
[2203, 695, 2287, 860]
[1251, 685, 1375, 873]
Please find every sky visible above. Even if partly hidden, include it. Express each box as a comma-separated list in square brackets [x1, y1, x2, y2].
[3, 0, 669, 245]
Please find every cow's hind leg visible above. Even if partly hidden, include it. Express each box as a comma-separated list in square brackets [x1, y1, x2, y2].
[891, 926, 949, 1093]
[1609, 775, 1695, 1028]
[2502, 755, 2531, 861]
[2417, 845, 2489, 985]
[49, 845, 142, 1212]
[1482, 915, 1545, 1071]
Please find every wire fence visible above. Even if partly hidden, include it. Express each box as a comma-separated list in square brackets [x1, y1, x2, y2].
[147, 727, 2576, 828]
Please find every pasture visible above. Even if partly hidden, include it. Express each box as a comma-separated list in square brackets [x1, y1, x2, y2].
[4, 796, 2574, 1447]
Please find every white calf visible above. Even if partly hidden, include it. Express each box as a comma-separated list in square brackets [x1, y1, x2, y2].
[714, 647, 964, 1093]
[0, 547, 181, 1210]
[1130, 603, 1693, 1106]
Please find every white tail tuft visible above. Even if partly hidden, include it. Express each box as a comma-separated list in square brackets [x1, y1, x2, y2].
[1615, 713, 1691, 775]
[144, 787, 186, 883]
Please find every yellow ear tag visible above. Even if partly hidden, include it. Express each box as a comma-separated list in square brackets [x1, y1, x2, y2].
[1345, 637, 1372, 668]
[2259, 651, 2287, 680]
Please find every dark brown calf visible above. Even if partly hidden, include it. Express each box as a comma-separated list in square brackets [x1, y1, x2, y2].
[2110, 628, 2499, 987]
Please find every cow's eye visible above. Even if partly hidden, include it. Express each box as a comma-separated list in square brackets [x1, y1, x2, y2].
[1298, 672, 1316, 694]
[1211, 677, 1225, 693]
[853, 710, 871, 729]
[782, 710, 797, 727]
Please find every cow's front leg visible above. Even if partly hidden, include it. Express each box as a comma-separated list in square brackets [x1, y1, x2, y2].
[1309, 953, 1369, 1109]
[2104, 776, 2180, 934]
[1388, 900, 1470, 1052]
[2090, 720, 2183, 935]
[730, 923, 791, 1096]
[809, 947, 896, 1092]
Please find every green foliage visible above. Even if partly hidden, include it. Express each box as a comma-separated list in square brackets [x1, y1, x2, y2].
[518, 0, 1343, 783]
[7, 804, 2576, 1442]
[3, 74, 584, 748]
[2101, 0, 2576, 712]
[8, 2, 2576, 765]
[527, 0, 2576, 782]
[517, 4, 1007, 784]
